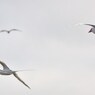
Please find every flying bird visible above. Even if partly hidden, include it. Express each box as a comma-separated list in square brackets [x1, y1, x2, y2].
[0, 60, 31, 89]
[84, 24, 95, 34]
[0, 29, 21, 33]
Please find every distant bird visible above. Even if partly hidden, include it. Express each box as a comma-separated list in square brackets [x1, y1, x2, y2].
[0, 60, 30, 89]
[84, 24, 95, 34]
[0, 29, 21, 33]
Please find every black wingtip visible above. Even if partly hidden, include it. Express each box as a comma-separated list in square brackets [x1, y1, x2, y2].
[88, 29, 92, 33]
[27, 85, 31, 89]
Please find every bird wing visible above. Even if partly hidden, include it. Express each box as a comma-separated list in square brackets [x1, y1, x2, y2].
[13, 72, 30, 89]
[88, 28, 92, 33]
[0, 30, 8, 32]
[9, 29, 21, 32]
[0, 61, 10, 70]
[84, 24, 95, 28]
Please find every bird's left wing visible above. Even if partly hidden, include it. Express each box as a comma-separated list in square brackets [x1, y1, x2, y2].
[0, 61, 10, 70]
[13, 72, 31, 89]
[0, 30, 7, 32]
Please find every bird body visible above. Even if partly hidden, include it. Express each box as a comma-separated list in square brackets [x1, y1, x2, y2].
[0, 69, 13, 75]
[84, 24, 95, 34]
[0, 61, 30, 89]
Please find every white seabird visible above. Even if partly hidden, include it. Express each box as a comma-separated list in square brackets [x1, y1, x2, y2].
[0, 60, 30, 89]
[0, 29, 21, 33]
[84, 24, 95, 34]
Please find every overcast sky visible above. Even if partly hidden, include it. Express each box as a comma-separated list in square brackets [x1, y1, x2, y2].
[0, 0, 95, 95]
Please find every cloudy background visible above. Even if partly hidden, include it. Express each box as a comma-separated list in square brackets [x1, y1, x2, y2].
[0, 0, 95, 95]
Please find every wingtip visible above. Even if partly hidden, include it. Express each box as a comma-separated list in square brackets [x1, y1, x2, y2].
[75, 23, 92, 26]
[28, 87, 31, 89]
[27, 85, 31, 89]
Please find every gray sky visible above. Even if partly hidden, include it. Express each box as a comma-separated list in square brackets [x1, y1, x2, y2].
[0, 0, 95, 95]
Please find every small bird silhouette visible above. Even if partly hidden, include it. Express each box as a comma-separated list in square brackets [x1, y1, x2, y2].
[84, 24, 95, 34]
[0, 60, 31, 89]
[0, 29, 21, 33]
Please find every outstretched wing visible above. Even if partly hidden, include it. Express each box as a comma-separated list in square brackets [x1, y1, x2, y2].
[84, 24, 95, 28]
[0, 30, 8, 32]
[10, 29, 21, 32]
[0, 61, 10, 70]
[13, 72, 30, 89]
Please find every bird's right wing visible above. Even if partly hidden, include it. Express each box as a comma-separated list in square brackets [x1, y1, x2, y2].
[84, 24, 95, 28]
[13, 72, 31, 89]
[10, 29, 21, 32]
[0, 61, 10, 70]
